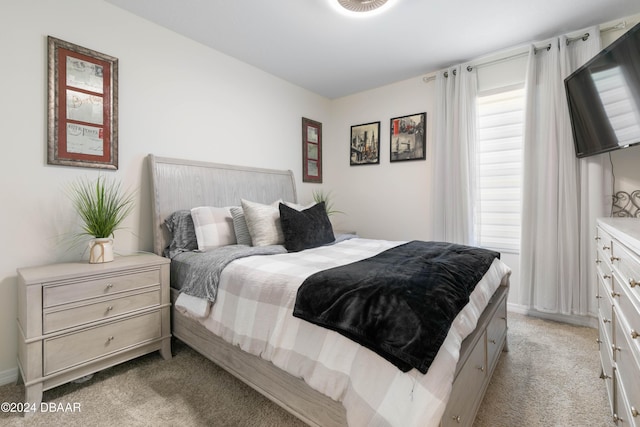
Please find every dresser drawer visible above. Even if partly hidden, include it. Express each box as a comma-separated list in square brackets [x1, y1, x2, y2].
[615, 315, 640, 426]
[441, 331, 486, 426]
[43, 289, 161, 333]
[43, 270, 161, 308]
[43, 311, 161, 375]
[599, 278, 615, 343]
[613, 241, 640, 302]
[486, 300, 507, 368]
[616, 283, 640, 358]
[599, 316, 615, 416]
[598, 228, 614, 266]
[597, 260, 614, 294]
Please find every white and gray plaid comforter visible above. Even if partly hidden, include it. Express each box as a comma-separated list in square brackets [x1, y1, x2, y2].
[174, 237, 511, 427]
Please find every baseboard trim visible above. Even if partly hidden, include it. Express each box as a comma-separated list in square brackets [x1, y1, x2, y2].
[0, 367, 19, 386]
[507, 303, 598, 328]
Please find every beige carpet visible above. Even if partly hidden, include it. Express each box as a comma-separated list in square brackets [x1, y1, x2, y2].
[0, 313, 613, 427]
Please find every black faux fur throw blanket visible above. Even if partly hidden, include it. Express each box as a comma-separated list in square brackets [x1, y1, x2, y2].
[293, 241, 500, 373]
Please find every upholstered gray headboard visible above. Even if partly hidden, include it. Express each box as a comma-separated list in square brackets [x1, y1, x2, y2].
[148, 154, 298, 256]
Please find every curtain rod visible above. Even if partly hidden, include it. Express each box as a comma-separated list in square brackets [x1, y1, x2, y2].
[423, 20, 628, 82]
[534, 21, 626, 53]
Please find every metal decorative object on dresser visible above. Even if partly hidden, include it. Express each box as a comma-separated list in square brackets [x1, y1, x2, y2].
[17, 254, 171, 415]
[596, 218, 640, 426]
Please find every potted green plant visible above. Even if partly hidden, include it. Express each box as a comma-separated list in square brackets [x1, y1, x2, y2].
[312, 189, 344, 216]
[69, 175, 135, 263]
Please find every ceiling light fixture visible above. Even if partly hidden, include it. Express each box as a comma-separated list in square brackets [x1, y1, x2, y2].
[337, 0, 388, 13]
[332, 0, 397, 17]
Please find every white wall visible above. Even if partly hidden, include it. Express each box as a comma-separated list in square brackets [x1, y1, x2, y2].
[0, 0, 329, 379]
[323, 78, 434, 241]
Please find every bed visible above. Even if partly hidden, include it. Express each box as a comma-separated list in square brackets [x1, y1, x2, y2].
[148, 154, 511, 427]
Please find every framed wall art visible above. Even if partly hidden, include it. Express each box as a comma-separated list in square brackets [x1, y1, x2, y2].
[302, 117, 322, 183]
[48, 36, 119, 169]
[390, 112, 426, 162]
[350, 121, 380, 166]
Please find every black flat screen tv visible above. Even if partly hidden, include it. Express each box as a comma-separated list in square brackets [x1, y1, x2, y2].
[565, 21, 640, 158]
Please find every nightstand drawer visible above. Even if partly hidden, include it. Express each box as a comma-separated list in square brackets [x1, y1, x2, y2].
[44, 311, 161, 375]
[43, 270, 160, 307]
[43, 289, 161, 333]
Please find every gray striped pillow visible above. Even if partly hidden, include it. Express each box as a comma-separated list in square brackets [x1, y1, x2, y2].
[230, 207, 252, 246]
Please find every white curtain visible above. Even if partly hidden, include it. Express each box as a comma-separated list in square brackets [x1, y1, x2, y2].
[520, 27, 611, 316]
[431, 64, 478, 245]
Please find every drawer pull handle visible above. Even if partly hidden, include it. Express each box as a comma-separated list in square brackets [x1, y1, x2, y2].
[596, 339, 602, 344]
[602, 373, 612, 380]
[611, 291, 620, 298]
[603, 245, 610, 251]
[595, 259, 602, 264]
[612, 344, 621, 352]
[595, 236, 601, 241]
[106, 283, 113, 290]
[632, 407, 639, 417]
[611, 256, 620, 262]
[489, 339, 497, 344]
[596, 295, 603, 299]
[476, 365, 485, 372]
[631, 330, 639, 339]
[603, 318, 611, 323]
[106, 305, 113, 312]
[452, 415, 461, 423]
[107, 336, 115, 343]
[603, 274, 611, 279]
[630, 279, 639, 288]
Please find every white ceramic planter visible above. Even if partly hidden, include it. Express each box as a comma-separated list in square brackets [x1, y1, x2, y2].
[88, 238, 114, 263]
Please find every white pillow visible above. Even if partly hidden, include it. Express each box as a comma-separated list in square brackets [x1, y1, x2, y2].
[190, 206, 236, 250]
[241, 199, 284, 246]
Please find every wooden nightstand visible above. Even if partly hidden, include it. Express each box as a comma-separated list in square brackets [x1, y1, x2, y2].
[17, 253, 171, 413]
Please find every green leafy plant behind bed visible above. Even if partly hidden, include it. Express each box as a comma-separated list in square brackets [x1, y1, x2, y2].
[312, 189, 344, 216]
[69, 175, 136, 239]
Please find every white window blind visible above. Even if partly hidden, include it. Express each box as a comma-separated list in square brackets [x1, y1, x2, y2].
[475, 87, 525, 253]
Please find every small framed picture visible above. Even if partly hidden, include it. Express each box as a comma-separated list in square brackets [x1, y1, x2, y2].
[302, 117, 322, 183]
[390, 113, 426, 162]
[350, 121, 380, 166]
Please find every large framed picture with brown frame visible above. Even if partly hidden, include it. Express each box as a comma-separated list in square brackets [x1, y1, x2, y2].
[47, 36, 119, 169]
[350, 121, 380, 166]
[390, 112, 426, 162]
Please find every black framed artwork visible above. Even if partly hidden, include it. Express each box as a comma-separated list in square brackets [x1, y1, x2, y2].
[350, 121, 380, 166]
[390, 112, 426, 162]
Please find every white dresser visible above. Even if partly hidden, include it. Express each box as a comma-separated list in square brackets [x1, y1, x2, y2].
[596, 218, 640, 426]
[17, 254, 171, 413]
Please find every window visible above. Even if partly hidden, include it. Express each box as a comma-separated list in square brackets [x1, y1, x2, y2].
[475, 86, 525, 253]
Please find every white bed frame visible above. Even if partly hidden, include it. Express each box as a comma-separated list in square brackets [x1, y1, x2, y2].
[148, 154, 509, 427]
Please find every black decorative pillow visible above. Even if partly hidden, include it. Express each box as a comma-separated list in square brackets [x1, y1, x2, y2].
[279, 202, 335, 252]
[163, 210, 198, 258]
